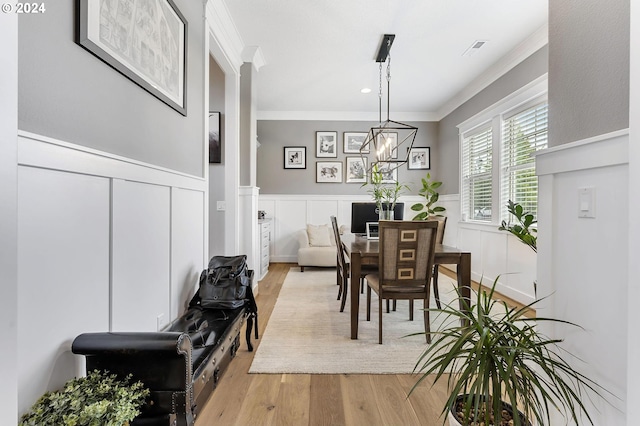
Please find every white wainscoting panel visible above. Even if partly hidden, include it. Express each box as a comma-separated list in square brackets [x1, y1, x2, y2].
[17, 166, 111, 414]
[16, 132, 208, 416]
[111, 180, 171, 332]
[170, 188, 206, 321]
[536, 131, 628, 424]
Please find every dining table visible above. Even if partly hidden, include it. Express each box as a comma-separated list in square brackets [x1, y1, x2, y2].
[341, 233, 472, 340]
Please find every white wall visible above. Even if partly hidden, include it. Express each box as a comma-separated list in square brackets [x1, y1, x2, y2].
[16, 132, 206, 415]
[537, 130, 628, 424]
[0, 12, 18, 424]
[259, 193, 536, 304]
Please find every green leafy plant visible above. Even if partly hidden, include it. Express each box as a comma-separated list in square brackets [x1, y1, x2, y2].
[410, 172, 446, 220]
[498, 200, 537, 253]
[362, 163, 409, 213]
[411, 277, 611, 426]
[20, 370, 149, 426]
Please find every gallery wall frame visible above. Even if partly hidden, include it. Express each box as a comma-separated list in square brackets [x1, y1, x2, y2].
[408, 147, 431, 170]
[375, 161, 398, 183]
[316, 161, 343, 183]
[316, 131, 338, 157]
[345, 157, 367, 183]
[209, 112, 221, 163]
[77, 0, 188, 115]
[343, 132, 369, 154]
[284, 146, 307, 169]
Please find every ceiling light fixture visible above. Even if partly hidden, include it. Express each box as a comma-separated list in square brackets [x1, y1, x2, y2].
[360, 88, 372, 94]
[360, 34, 417, 174]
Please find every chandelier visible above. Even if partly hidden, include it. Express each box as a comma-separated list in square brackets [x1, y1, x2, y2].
[360, 34, 417, 175]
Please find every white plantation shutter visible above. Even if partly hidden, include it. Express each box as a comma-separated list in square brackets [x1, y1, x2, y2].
[461, 125, 493, 221]
[501, 102, 548, 220]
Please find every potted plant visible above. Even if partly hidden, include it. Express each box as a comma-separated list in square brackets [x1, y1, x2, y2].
[410, 172, 446, 220]
[498, 200, 537, 253]
[362, 163, 409, 220]
[20, 369, 149, 426]
[411, 278, 610, 426]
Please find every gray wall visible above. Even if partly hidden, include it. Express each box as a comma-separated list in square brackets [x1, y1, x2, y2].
[437, 46, 549, 194]
[257, 120, 439, 196]
[209, 56, 225, 257]
[18, 0, 205, 177]
[549, 0, 629, 146]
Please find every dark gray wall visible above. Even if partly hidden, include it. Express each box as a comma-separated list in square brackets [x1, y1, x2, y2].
[437, 46, 549, 194]
[19, 0, 205, 177]
[257, 120, 438, 195]
[549, 0, 629, 146]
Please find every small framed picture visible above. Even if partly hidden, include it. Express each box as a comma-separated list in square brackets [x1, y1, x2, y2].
[316, 161, 343, 183]
[316, 131, 338, 157]
[209, 112, 221, 163]
[376, 132, 398, 159]
[284, 146, 306, 169]
[343, 132, 369, 153]
[345, 157, 367, 183]
[408, 147, 431, 170]
[375, 162, 397, 183]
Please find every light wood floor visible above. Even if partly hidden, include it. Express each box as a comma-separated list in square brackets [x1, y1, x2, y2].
[195, 263, 451, 426]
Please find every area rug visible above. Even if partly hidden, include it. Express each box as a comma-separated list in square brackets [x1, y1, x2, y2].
[248, 267, 461, 374]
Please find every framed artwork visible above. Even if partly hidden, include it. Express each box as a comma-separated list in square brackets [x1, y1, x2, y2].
[77, 0, 187, 115]
[209, 112, 221, 163]
[375, 132, 398, 159]
[343, 132, 369, 153]
[408, 147, 431, 170]
[284, 146, 307, 169]
[316, 161, 343, 183]
[316, 131, 338, 157]
[345, 157, 367, 183]
[375, 162, 397, 183]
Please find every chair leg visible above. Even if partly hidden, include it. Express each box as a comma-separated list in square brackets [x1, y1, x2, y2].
[409, 300, 414, 321]
[386, 299, 390, 313]
[393, 299, 397, 311]
[340, 275, 348, 313]
[361, 278, 365, 294]
[433, 265, 442, 309]
[366, 286, 371, 321]
[336, 270, 342, 301]
[378, 293, 383, 344]
[424, 303, 431, 344]
[301, 266, 304, 272]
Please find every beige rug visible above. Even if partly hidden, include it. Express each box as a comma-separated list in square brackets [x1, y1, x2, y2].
[249, 267, 461, 374]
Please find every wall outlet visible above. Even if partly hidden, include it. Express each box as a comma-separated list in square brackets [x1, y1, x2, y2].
[216, 201, 226, 211]
[157, 314, 165, 331]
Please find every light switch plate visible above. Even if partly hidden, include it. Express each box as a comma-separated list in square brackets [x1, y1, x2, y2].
[578, 187, 595, 218]
[216, 201, 226, 211]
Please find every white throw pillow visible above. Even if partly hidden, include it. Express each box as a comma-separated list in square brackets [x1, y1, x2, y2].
[307, 224, 332, 247]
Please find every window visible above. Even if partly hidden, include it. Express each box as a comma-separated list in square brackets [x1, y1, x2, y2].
[501, 102, 548, 220]
[459, 84, 548, 224]
[461, 125, 493, 221]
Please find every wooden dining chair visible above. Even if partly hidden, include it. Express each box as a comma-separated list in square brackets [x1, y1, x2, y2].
[429, 216, 447, 309]
[365, 220, 438, 344]
[330, 216, 376, 312]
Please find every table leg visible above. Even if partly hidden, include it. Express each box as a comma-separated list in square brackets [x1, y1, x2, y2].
[458, 252, 471, 325]
[350, 253, 361, 339]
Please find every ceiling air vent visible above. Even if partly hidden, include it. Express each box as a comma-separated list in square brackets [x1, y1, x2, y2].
[462, 40, 488, 57]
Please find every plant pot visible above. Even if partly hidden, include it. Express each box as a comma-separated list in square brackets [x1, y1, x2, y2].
[447, 394, 531, 426]
[379, 203, 394, 221]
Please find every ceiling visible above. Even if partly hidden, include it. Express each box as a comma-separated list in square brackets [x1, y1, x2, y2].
[224, 0, 548, 120]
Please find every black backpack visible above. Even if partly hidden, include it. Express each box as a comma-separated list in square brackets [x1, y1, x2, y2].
[189, 255, 258, 349]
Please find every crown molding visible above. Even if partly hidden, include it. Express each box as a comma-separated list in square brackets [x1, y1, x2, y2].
[256, 110, 440, 122]
[206, 0, 245, 72]
[242, 46, 266, 70]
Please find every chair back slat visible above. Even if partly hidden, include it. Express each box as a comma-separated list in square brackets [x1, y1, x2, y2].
[330, 216, 348, 271]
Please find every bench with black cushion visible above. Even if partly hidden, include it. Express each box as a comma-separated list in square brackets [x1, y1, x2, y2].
[72, 304, 255, 426]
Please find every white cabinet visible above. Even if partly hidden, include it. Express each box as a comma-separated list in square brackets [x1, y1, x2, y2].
[258, 219, 271, 280]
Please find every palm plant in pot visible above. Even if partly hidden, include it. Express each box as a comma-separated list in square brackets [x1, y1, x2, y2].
[411, 278, 610, 426]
